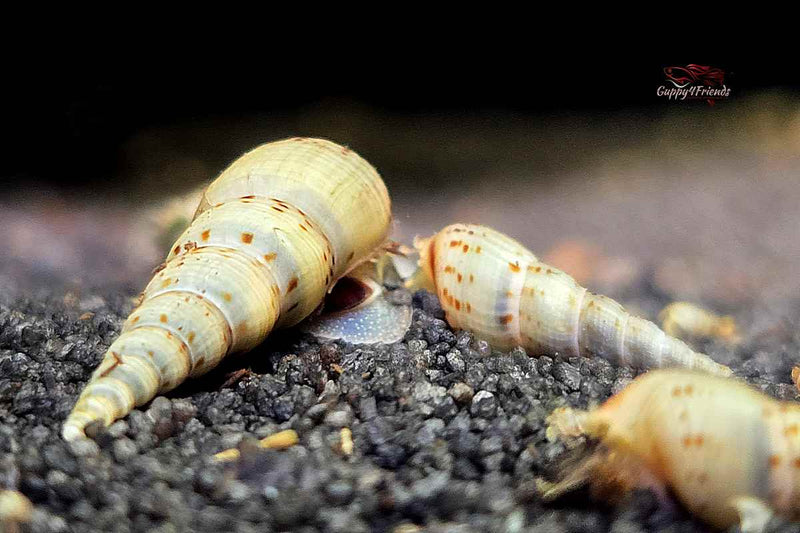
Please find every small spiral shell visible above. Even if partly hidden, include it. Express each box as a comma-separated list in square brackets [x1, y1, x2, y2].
[415, 223, 730, 375]
[63, 138, 391, 440]
[545, 369, 800, 529]
[659, 301, 740, 345]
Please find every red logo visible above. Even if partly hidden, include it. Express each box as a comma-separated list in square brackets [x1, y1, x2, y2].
[658, 64, 730, 106]
[664, 64, 725, 88]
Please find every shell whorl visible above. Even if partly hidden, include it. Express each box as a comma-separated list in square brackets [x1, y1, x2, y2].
[63, 138, 391, 440]
[547, 369, 800, 528]
[418, 223, 731, 375]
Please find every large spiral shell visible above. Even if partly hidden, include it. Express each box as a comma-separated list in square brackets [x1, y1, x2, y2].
[63, 138, 392, 440]
[415, 223, 730, 375]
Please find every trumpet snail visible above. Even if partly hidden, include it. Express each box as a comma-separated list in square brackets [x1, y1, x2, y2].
[62, 138, 392, 440]
[544, 369, 800, 530]
[658, 301, 740, 345]
[414, 224, 731, 375]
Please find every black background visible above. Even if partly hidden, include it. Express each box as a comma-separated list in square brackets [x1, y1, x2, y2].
[4, 51, 796, 188]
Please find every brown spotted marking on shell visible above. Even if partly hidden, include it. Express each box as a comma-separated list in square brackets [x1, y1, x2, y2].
[415, 223, 730, 375]
[63, 138, 392, 440]
[544, 369, 800, 529]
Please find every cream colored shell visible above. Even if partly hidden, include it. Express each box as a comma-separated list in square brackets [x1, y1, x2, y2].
[546, 369, 800, 529]
[416, 223, 730, 375]
[659, 301, 740, 345]
[0, 490, 33, 529]
[63, 138, 391, 440]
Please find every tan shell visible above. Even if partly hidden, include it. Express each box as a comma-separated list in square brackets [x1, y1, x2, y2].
[0, 490, 33, 528]
[545, 369, 800, 529]
[415, 223, 730, 375]
[659, 301, 740, 345]
[63, 138, 391, 440]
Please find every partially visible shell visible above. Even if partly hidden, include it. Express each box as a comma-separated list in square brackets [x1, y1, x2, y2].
[791, 366, 800, 394]
[544, 369, 800, 530]
[0, 490, 33, 531]
[145, 183, 208, 251]
[659, 301, 740, 345]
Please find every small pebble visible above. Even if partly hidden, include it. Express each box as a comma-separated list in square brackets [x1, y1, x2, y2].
[470, 391, 498, 418]
[0, 279, 781, 533]
[112, 439, 138, 463]
[448, 382, 475, 404]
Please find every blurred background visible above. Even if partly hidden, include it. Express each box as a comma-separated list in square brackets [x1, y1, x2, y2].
[1, 54, 798, 312]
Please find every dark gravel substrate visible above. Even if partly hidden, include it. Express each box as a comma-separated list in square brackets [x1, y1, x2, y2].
[2, 282, 800, 533]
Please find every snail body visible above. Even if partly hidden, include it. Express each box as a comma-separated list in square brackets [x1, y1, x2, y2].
[415, 224, 730, 375]
[545, 369, 800, 530]
[63, 138, 391, 440]
[301, 261, 413, 345]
